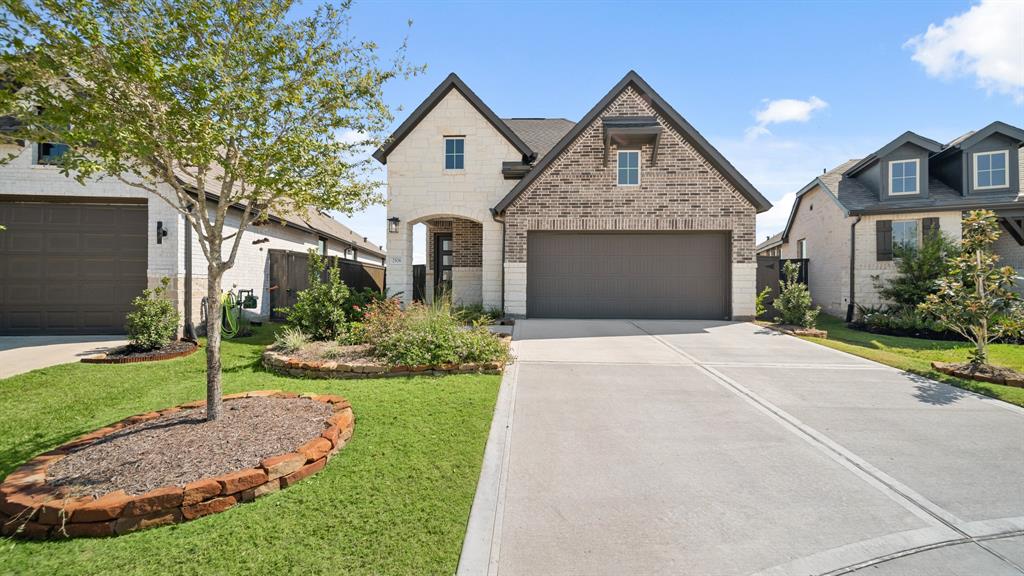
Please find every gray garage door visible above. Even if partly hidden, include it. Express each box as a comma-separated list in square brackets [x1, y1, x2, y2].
[0, 201, 147, 335]
[527, 232, 730, 319]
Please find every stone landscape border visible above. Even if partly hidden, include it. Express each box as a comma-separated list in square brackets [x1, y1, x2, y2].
[0, 391, 354, 539]
[81, 341, 200, 365]
[262, 348, 505, 379]
[932, 361, 1024, 388]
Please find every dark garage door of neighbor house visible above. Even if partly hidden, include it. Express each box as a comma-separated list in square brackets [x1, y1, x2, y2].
[526, 231, 730, 319]
[0, 201, 147, 335]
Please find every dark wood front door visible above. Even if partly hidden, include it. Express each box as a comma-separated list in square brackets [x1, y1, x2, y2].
[434, 233, 453, 299]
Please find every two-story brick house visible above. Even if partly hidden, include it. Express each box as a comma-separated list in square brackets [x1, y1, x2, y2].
[375, 71, 771, 320]
[774, 122, 1024, 320]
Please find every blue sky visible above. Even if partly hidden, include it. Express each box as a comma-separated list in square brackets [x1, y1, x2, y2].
[327, 0, 1024, 258]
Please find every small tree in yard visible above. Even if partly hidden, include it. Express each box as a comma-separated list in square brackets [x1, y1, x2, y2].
[920, 210, 1022, 366]
[775, 260, 820, 328]
[0, 0, 417, 420]
[125, 277, 179, 351]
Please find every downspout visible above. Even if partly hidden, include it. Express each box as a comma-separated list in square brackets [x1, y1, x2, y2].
[183, 208, 197, 340]
[845, 216, 862, 323]
[491, 209, 506, 314]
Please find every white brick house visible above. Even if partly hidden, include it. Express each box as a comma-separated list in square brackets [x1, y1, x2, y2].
[0, 140, 385, 335]
[774, 123, 1024, 320]
[376, 72, 771, 320]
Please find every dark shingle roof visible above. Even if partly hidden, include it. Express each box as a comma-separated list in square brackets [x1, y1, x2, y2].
[756, 232, 783, 252]
[502, 118, 575, 159]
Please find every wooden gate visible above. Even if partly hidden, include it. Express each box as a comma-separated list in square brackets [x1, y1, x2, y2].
[269, 249, 385, 320]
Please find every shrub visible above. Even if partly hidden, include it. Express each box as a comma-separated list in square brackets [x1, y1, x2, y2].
[454, 303, 503, 325]
[920, 210, 1022, 365]
[277, 251, 350, 341]
[876, 232, 959, 309]
[755, 286, 772, 319]
[342, 287, 386, 323]
[774, 260, 820, 328]
[274, 326, 309, 353]
[361, 299, 509, 367]
[124, 277, 179, 351]
[858, 305, 945, 333]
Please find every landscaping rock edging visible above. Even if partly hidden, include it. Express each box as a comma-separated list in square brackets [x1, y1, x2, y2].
[0, 391, 355, 539]
[759, 323, 828, 339]
[931, 361, 1024, 388]
[81, 340, 200, 364]
[262, 348, 505, 379]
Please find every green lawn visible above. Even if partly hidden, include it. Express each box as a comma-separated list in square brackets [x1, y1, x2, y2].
[0, 325, 500, 576]
[802, 315, 1024, 408]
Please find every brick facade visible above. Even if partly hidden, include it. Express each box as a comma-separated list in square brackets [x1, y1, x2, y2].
[503, 87, 756, 265]
[425, 218, 482, 270]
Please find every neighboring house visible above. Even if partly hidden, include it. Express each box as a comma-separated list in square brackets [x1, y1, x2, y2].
[375, 71, 771, 320]
[774, 122, 1024, 320]
[756, 232, 783, 257]
[0, 139, 385, 335]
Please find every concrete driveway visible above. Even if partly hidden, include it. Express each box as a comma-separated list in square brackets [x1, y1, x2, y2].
[0, 336, 126, 379]
[460, 320, 1024, 576]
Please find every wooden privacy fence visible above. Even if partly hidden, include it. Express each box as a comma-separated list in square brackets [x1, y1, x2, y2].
[269, 249, 385, 320]
[755, 257, 809, 316]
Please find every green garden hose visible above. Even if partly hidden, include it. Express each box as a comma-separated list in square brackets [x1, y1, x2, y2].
[221, 291, 240, 339]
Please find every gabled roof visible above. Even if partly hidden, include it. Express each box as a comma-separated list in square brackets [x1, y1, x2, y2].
[780, 160, 857, 242]
[932, 121, 1024, 161]
[756, 232, 783, 252]
[372, 73, 535, 165]
[843, 131, 943, 177]
[492, 70, 772, 214]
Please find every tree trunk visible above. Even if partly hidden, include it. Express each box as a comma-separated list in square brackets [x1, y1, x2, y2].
[205, 263, 224, 421]
[974, 248, 988, 366]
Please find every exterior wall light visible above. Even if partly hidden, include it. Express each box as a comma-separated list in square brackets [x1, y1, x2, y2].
[388, 216, 400, 234]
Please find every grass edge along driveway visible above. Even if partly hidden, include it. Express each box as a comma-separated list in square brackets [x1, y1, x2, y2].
[0, 324, 500, 576]
[802, 314, 1024, 408]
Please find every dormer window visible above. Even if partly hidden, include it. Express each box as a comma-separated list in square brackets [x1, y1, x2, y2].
[617, 150, 640, 186]
[974, 150, 1008, 190]
[889, 159, 919, 195]
[444, 137, 464, 170]
[35, 142, 69, 165]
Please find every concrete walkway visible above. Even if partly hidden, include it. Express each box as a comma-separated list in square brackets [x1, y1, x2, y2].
[459, 320, 1024, 576]
[0, 336, 127, 379]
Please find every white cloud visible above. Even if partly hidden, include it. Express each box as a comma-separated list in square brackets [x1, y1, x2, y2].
[905, 0, 1024, 103]
[745, 96, 828, 140]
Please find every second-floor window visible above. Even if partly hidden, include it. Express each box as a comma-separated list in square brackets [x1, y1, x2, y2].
[889, 159, 919, 195]
[617, 150, 640, 186]
[444, 137, 464, 170]
[974, 150, 1008, 190]
[36, 142, 69, 165]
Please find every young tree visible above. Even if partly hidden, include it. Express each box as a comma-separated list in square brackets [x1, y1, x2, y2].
[774, 260, 820, 328]
[0, 0, 417, 420]
[920, 210, 1022, 366]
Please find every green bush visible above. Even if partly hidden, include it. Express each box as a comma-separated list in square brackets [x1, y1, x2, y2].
[361, 299, 509, 367]
[454, 303, 503, 325]
[277, 251, 350, 341]
[858, 305, 945, 333]
[876, 232, 959, 309]
[774, 260, 820, 328]
[273, 326, 309, 353]
[125, 277, 179, 351]
[341, 287, 386, 323]
[755, 285, 772, 319]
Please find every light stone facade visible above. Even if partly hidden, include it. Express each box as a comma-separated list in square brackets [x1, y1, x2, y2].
[1, 142, 383, 332]
[384, 88, 520, 310]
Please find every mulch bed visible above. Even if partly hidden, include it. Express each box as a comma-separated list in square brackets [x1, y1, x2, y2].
[82, 340, 199, 364]
[0, 392, 355, 539]
[932, 362, 1024, 387]
[47, 397, 332, 497]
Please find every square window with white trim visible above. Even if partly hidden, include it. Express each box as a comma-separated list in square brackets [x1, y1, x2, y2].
[892, 220, 919, 253]
[617, 150, 640, 186]
[444, 137, 464, 170]
[974, 150, 1008, 190]
[889, 159, 919, 195]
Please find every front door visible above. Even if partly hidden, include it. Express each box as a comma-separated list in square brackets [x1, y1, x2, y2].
[434, 233, 453, 300]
